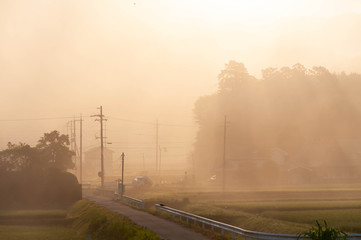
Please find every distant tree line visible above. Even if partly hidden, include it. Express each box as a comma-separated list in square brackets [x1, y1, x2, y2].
[193, 61, 361, 184]
[0, 130, 81, 209]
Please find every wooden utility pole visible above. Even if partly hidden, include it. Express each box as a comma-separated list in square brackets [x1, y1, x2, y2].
[91, 106, 106, 188]
[100, 106, 104, 188]
[155, 119, 159, 172]
[73, 118, 77, 173]
[159, 145, 162, 176]
[223, 115, 227, 193]
[143, 153, 145, 171]
[79, 114, 83, 184]
[121, 152, 125, 196]
[72, 116, 83, 184]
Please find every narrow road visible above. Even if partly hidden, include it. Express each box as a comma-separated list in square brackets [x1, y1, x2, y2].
[84, 193, 210, 240]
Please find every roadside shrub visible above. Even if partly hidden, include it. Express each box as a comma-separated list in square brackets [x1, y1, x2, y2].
[0, 169, 81, 209]
[299, 220, 347, 240]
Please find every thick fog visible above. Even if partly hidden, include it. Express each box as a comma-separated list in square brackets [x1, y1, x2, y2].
[1, 0, 361, 177]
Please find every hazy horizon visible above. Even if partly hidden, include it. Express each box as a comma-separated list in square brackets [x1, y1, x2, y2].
[2, 0, 361, 172]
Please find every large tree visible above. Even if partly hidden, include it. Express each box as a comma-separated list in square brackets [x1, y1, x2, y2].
[36, 130, 75, 171]
[0, 142, 35, 172]
[0, 130, 74, 172]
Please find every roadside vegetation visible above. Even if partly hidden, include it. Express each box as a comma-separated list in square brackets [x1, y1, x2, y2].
[299, 220, 348, 240]
[0, 199, 162, 240]
[124, 184, 361, 234]
[0, 209, 81, 240]
[69, 199, 161, 240]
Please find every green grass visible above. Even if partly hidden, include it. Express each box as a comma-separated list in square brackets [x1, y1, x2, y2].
[0, 200, 162, 240]
[0, 225, 84, 240]
[69, 199, 162, 240]
[0, 209, 83, 240]
[263, 209, 361, 233]
[124, 184, 361, 234]
[0, 209, 67, 219]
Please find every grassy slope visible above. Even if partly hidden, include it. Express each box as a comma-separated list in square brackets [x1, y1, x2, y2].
[69, 199, 162, 240]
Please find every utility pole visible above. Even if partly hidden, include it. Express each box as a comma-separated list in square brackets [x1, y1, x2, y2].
[155, 119, 159, 172]
[72, 115, 83, 184]
[67, 119, 79, 178]
[192, 154, 195, 183]
[91, 106, 106, 188]
[79, 114, 83, 184]
[223, 115, 227, 193]
[142, 153, 145, 171]
[159, 145, 162, 176]
[73, 118, 77, 173]
[121, 152, 125, 196]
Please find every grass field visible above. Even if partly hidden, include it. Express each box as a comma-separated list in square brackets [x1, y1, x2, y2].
[0, 200, 161, 240]
[0, 209, 84, 240]
[0, 225, 84, 240]
[123, 184, 361, 234]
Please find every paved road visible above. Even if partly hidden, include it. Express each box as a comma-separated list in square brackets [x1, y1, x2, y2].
[84, 193, 210, 240]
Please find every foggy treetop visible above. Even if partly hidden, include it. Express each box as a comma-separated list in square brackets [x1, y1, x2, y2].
[193, 61, 361, 174]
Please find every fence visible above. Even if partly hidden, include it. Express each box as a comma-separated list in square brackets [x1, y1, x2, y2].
[155, 204, 361, 240]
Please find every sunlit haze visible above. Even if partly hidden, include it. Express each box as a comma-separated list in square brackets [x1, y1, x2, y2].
[1, 0, 361, 171]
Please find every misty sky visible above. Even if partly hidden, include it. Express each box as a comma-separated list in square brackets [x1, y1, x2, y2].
[1, 0, 361, 169]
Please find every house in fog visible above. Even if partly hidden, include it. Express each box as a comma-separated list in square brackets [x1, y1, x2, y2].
[83, 147, 114, 179]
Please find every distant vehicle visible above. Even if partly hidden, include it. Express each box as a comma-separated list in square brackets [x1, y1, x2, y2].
[209, 175, 217, 181]
[132, 176, 153, 187]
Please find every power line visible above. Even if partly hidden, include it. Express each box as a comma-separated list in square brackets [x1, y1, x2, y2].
[109, 117, 197, 128]
[0, 115, 197, 128]
[109, 117, 154, 125]
[0, 116, 75, 122]
[0, 115, 93, 122]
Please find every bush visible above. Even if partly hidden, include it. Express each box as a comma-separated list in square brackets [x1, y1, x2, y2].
[299, 220, 347, 240]
[0, 169, 81, 209]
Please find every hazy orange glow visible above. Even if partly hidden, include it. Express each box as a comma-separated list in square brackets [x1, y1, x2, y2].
[1, 0, 361, 173]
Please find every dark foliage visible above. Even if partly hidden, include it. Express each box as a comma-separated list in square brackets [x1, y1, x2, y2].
[0, 130, 79, 209]
[299, 220, 347, 240]
[0, 168, 81, 209]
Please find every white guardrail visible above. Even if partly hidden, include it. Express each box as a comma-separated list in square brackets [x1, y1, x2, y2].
[155, 204, 361, 240]
[114, 193, 145, 209]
